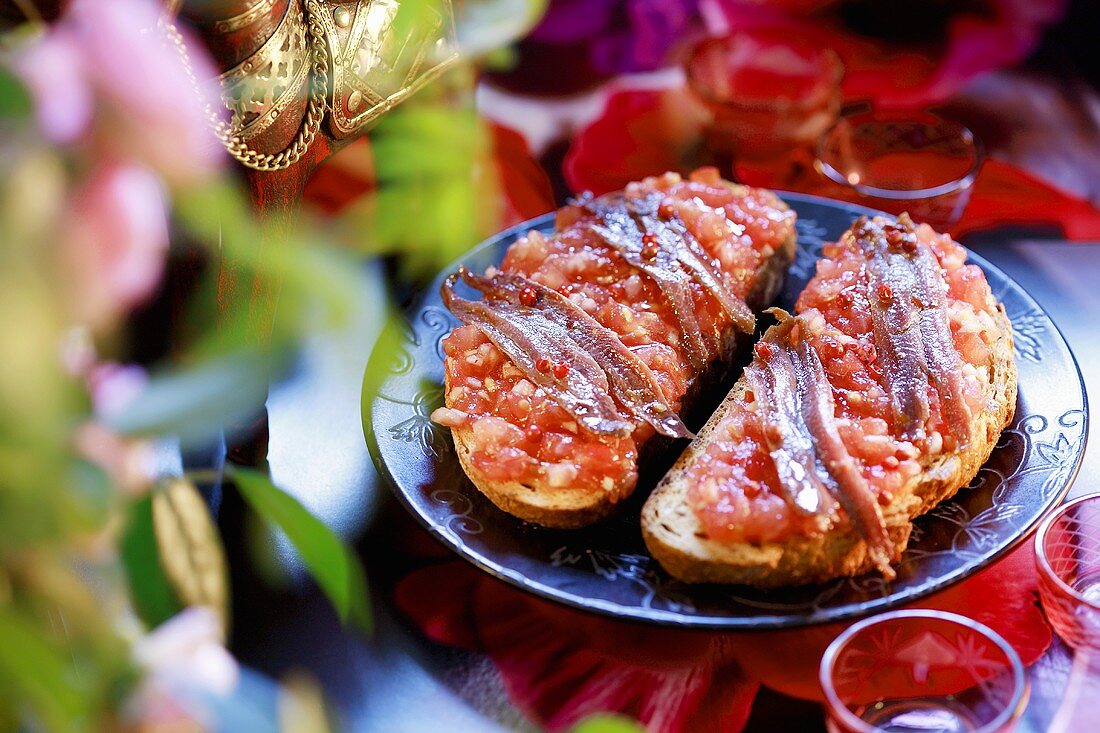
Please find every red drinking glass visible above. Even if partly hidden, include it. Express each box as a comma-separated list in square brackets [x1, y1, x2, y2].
[820, 610, 1029, 733]
[815, 111, 983, 231]
[1035, 494, 1100, 730]
[685, 30, 843, 188]
[1035, 494, 1100, 650]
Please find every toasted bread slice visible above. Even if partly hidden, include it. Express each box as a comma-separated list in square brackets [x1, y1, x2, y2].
[643, 261, 1017, 586]
[448, 213, 797, 529]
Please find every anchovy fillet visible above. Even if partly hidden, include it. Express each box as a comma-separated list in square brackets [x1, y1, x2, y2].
[750, 312, 895, 578]
[460, 270, 694, 439]
[852, 215, 972, 445]
[577, 192, 755, 369]
[630, 191, 756, 335]
[581, 195, 709, 368]
[442, 273, 632, 437]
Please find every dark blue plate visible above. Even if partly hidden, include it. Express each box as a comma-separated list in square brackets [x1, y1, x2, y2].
[364, 193, 1087, 629]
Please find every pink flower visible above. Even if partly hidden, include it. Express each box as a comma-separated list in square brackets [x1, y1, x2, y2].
[528, 0, 702, 75]
[134, 607, 237, 695]
[67, 0, 223, 184]
[88, 362, 149, 419]
[73, 421, 155, 497]
[11, 28, 93, 144]
[13, 0, 223, 184]
[61, 162, 169, 330]
[128, 607, 239, 729]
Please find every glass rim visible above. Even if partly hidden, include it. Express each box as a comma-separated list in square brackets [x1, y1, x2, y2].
[684, 33, 844, 114]
[814, 111, 984, 201]
[818, 608, 1029, 733]
[1035, 492, 1100, 611]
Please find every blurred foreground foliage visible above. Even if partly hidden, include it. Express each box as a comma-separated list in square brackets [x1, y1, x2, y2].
[0, 61, 368, 730]
[334, 1, 548, 283]
[571, 714, 647, 733]
[0, 0, 571, 729]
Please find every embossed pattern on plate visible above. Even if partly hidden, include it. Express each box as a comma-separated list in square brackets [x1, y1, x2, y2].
[364, 194, 1087, 629]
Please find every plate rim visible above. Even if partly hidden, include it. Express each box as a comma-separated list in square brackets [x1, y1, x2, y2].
[364, 193, 1089, 629]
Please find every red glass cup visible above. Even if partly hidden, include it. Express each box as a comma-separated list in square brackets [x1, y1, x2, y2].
[815, 111, 982, 231]
[1035, 494, 1100, 650]
[820, 610, 1029, 733]
[684, 30, 843, 187]
[1035, 495, 1100, 730]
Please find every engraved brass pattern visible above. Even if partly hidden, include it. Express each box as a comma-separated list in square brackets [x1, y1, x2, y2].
[199, 0, 279, 34]
[217, 0, 310, 141]
[163, 0, 328, 171]
[166, 0, 456, 171]
[318, 0, 458, 139]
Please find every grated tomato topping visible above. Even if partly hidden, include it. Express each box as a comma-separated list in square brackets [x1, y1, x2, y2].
[687, 221, 1003, 543]
[437, 169, 795, 497]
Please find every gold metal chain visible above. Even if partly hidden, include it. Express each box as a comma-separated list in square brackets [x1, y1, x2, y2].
[161, 0, 328, 172]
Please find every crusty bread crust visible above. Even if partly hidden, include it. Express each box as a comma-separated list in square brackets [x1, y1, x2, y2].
[446, 214, 798, 529]
[642, 304, 1017, 586]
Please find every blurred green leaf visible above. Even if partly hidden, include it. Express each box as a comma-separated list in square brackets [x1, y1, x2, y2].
[0, 445, 63, 547]
[67, 458, 112, 529]
[151, 478, 230, 634]
[0, 608, 91, 732]
[352, 98, 497, 280]
[174, 181, 359, 353]
[370, 106, 485, 183]
[173, 178, 251, 244]
[570, 714, 646, 733]
[104, 350, 269, 450]
[479, 45, 518, 72]
[390, 0, 451, 76]
[243, 242, 359, 334]
[244, 509, 289, 588]
[454, 0, 548, 57]
[121, 495, 182, 629]
[0, 68, 31, 119]
[229, 465, 372, 632]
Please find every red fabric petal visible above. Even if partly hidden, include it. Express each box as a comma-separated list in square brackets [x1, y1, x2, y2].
[564, 85, 1100, 240]
[470, 569, 756, 732]
[563, 85, 690, 197]
[726, 543, 1052, 701]
[954, 159, 1100, 240]
[924, 541, 1052, 667]
[393, 543, 1050, 724]
[710, 0, 1066, 109]
[492, 121, 557, 224]
[393, 562, 483, 650]
[394, 557, 757, 732]
[563, 87, 694, 196]
[302, 138, 377, 215]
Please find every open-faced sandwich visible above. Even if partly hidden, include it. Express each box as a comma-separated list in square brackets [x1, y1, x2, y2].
[643, 213, 1017, 586]
[431, 168, 797, 528]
